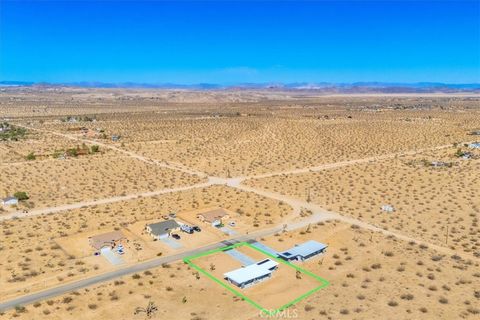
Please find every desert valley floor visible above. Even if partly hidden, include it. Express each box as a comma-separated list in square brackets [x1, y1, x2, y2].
[0, 87, 479, 320]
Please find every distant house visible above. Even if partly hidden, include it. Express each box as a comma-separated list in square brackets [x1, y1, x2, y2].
[431, 161, 451, 168]
[468, 142, 480, 149]
[277, 240, 328, 262]
[224, 259, 279, 288]
[88, 230, 125, 251]
[381, 204, 395, 212]
[112, 135, 121, 142]
[1, 196, 18, 206]
[85, 130, 97, 138]
[197, 208, 229, 226]
[76, 148, 89, 156]
[145, 220, 180, 240]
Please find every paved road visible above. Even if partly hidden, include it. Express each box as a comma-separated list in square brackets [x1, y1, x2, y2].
[0, 227, 281, 312]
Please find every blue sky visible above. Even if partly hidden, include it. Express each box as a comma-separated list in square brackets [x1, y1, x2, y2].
[0, 1, 479, 84]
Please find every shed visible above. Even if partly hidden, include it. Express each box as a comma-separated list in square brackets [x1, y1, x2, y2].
[278, 240, 328, 262]
[224, 259, 279, 288]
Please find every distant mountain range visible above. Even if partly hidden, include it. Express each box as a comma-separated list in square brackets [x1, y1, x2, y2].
[1, 81, 479, 92]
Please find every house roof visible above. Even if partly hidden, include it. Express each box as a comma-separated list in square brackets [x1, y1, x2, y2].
[224, 259, 278, 284]
[198, 208, 229, 223]
[89, 231, 125, 250]
[278, 240, 328, 259]
[147, 219, 180, 236]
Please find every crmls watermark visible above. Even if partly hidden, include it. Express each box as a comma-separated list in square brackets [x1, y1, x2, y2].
[259, 309, 298, 319]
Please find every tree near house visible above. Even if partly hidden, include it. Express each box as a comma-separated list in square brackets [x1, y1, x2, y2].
[66, 148, 78, 157]
[91, 145, 100, 153]
[25, 152, 36, 161]
[296, 270, 302, 279]
[134, 301, 158, 318]
[14, 192, 29, 201]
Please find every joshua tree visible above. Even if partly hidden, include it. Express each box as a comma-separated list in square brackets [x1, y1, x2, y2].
[134, 301, 158, 318]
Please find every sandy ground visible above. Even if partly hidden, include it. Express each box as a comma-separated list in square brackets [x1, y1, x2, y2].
[1, 90, 479, 319]
[0, 185, 292, 300]
[0, 155, 204, 208]
[245, 147, 480, 257]
[192, 245, 321, 311]
[34, 113, 479, 177]
[2, 221, 478, 320]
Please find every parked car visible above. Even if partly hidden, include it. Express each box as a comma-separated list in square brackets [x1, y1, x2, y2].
[181, 225, 194, 234]
[172, 234, 181, 240]
[116, 245, 124, 254]
[193, 226, 201, 232]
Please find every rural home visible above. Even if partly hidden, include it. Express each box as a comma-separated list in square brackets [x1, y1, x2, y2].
[468, 142, 480, 149]
[197, 208, 229, 226]
[89, 230, 125, 251]
[145, 219, 180, 240]
[224, 259, 279, 289]
[1, 196, 18, 206]
[278, 240, 328, 262]
[381, 204, 395, 212]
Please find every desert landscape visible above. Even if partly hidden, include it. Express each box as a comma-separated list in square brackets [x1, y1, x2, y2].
[0, 88, 479, 320]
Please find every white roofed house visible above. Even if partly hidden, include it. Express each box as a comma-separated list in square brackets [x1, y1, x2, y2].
[381, 204, 395, 212]
[277, 240, 328, 262]
[1, 196, 18, 206]
[224, 259, 279, 289]
[468, 142, 480, 149]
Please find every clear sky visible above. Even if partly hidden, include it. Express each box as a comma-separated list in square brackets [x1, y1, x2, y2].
[0, 0, 479, 84]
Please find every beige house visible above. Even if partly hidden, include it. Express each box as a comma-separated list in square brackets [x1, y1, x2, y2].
[89, 231, 125, 251]
[197, 208, 229, 226]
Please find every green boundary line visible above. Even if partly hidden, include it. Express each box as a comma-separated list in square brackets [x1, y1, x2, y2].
[183, 241, 329, 316]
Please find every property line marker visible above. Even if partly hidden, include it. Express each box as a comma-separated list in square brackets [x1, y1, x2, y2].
[183, 241, 329, 315]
